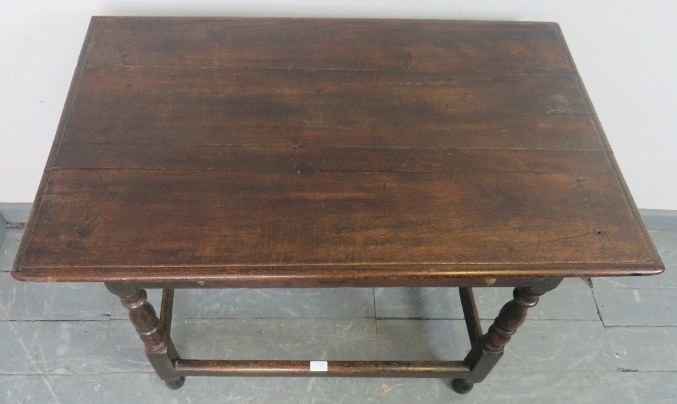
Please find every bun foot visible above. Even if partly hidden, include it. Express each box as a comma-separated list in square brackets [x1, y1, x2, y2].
[451, 379, 473, 394]
[165, 377, 185, 390]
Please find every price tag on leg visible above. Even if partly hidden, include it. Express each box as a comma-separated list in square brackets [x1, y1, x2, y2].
[310, 361, 328, 372]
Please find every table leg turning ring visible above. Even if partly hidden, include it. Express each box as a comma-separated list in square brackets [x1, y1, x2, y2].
[450, 280, 560, 393]
[105, 283, 184, 389]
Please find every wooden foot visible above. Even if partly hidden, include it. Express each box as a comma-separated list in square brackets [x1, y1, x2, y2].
[453, 279, 562, 392]
[106, 283, 184, 389]
[166, 377, 185, 390]
[451, 378, 473, 394]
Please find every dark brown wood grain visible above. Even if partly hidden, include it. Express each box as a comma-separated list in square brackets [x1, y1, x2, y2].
[60, 66, 599, 150]
[459, 287, 482, 346]
[16, 168, 657, 281]
[12, 17, 663, 285]
[84, 18, 572, 74]
[159, 289, 174, 337]
[54, 146, 614, 173]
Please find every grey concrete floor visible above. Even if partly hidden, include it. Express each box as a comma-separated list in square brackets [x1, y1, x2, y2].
[1, 207, 676, 403]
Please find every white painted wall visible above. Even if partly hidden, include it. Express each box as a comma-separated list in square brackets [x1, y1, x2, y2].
[1, 0, 676, 209]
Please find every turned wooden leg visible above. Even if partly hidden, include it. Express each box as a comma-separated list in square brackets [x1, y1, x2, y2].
[451, 279, 562, 394]
[106, 283, 184, 389]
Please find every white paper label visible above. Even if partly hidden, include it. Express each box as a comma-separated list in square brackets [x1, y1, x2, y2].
[310, 361, 328, 372]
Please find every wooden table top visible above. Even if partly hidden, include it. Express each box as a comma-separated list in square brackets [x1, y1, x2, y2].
[12, 17, 663, 286]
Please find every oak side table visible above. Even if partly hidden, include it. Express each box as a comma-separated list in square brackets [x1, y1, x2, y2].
[12, 17, 664, 393]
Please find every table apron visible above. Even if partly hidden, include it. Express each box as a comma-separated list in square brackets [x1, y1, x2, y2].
[122, 276, 561, 290]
